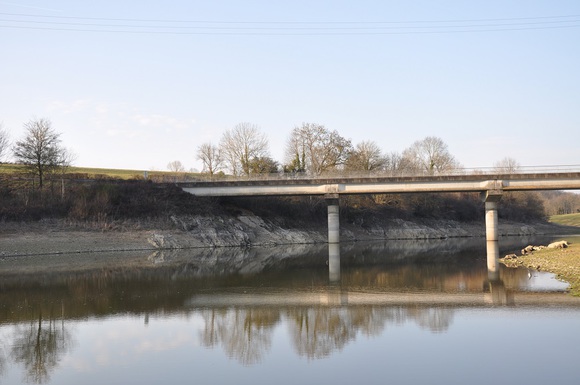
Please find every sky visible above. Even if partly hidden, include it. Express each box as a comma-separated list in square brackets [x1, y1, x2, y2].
[1, 0, 579, 172]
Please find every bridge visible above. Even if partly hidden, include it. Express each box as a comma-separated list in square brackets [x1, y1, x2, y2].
[178, 171, 580, 278]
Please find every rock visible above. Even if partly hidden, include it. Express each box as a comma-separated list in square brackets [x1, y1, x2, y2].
[504, 254, 518, 260]
[522, 245, 547, 254]
[147, 233, 180, 249]
[548, 240, 569, 249]
[522, 245, 535, 255]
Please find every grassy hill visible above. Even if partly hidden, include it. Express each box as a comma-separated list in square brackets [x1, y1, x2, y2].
[550, 213, 580, 228]
[0, 163, 198, 180]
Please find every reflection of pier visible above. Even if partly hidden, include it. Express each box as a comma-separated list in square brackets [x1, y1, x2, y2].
[319, 243, 572, 308]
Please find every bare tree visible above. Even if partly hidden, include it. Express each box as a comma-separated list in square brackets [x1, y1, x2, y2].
[383, 151, 404, 176]
[167, 160, 185, 173]
[196, 142, 223, 175]
[285, 123, 352, 175]
[401, 136, 460, 175]
[493, 157, 520, 173]
[56, 147, 77, 199]
[13, 118, 67, 189]
[0, 122, 9, 162]
[345, 140, 386, 173]
[219, 123, 269, 176]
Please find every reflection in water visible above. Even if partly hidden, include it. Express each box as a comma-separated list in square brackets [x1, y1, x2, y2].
[289, 307, 360, 359]
[328, 243, 340, 283]
[199, 308, 279, 365]
[0, 342, 5, 379]
[196, 306, 453, 364]
[9, 310, 74, 384]
[0, 236, 577, 382]
[484, 239, 514, 305]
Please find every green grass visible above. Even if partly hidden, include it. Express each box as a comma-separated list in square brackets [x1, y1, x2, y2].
[0, 163, 25, 174]
[550, 213, 580, 228]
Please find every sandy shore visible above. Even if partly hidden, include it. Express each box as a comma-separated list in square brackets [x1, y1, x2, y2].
[0, 229, 155, 257]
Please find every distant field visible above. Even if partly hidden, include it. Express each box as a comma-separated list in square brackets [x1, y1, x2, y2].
[0, 163, 198, 180]
[550, 213, 580, 227]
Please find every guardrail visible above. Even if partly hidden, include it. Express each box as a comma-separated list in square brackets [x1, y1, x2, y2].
[177, 164, 580, 183]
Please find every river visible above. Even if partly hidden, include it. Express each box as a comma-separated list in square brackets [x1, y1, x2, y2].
[1, 235, 579, 384]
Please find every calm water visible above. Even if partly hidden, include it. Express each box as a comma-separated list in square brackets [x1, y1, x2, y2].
[1, 235, 579, 385]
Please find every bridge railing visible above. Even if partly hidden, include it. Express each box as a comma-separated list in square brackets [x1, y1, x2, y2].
[174, 164, 580, 183]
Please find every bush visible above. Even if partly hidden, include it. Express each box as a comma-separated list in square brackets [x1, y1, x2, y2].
[0, 178, 219, 222]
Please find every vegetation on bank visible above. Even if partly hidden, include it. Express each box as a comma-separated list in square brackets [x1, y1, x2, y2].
[550, 213, 580, 228]
[501, 241, 580, 296]
[0, 165, 551, 227]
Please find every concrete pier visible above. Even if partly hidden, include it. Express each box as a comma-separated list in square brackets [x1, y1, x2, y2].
[485, 200, 499, 242]
[327, 198, 340, 244]
[484, 189, 503, 276]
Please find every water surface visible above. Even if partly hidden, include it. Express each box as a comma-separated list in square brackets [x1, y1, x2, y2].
[1, 236, 579, 384]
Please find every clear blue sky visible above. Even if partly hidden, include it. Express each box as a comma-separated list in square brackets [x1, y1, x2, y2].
[1, 0, 579, 171]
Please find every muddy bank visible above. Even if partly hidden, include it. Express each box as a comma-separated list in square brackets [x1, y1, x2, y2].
[0, 213, 576, 257]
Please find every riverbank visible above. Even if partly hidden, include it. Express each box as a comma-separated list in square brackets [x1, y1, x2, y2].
[0, 214, 577, 257]
[501, 238, 580, 296]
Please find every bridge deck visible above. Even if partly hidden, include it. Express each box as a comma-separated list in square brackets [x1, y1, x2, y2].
[178, 172, 580, 197]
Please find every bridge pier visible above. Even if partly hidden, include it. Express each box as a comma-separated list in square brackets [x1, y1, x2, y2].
[483, 189, 503, 275]
[326, 196, 340, 244]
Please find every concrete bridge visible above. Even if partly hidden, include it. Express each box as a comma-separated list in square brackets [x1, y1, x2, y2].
[179, 172, 580, 241]
[178, 172, 580, 277]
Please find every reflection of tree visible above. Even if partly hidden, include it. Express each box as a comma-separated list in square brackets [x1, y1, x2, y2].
[408, 307, 453, 333]
[0, 342, 5, 378]
[287, 306, 452, 358]
[288, 308, 357, 359]
[10, 310, 73, 384]
[199, 308, 279, 365]
[349, 307, 394, 337]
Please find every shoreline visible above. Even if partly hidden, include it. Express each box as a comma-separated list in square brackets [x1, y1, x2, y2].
[501, 236, 580, 296]
[1, 217, 577, 258]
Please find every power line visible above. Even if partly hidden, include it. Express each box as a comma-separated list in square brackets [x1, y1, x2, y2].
[3, 24, 580, 35]
[1, 11, 579, 24]
[1, 12, 579, 35]
[2, 17, 580, 30]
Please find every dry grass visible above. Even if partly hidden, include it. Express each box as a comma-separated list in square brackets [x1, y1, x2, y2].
[0, 163, 200, 180]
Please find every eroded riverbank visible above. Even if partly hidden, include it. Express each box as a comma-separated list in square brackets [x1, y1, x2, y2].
[0, 215, 575, 257]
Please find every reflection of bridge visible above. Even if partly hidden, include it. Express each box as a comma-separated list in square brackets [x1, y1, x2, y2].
[184, 289, 580, 308]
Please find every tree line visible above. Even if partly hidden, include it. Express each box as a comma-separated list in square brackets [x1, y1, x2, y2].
[196, 121, 462, 177]
[0, 118, 524, 182]
[1, 118, 578, 222]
